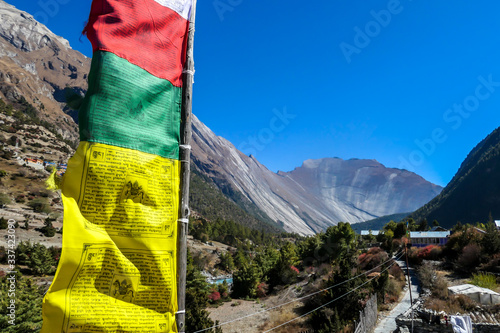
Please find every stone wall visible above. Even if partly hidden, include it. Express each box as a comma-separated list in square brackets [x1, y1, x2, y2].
[354, 294, 377, 333]
[396, 315, 500, 333]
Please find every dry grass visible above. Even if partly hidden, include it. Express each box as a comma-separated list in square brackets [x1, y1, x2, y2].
[432, 274, 449, 299]
[424, 294, 478, 314]
[422, 267, 499, 317]
[258, 306, 311, 333]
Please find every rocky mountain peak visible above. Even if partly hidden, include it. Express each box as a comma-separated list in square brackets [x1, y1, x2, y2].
[0, 0, 90, 141]
[0, 0, 70, 53]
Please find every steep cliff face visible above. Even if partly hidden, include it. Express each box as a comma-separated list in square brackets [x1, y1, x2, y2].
[285, 158, 443, 222]
[191, 115, 443, 235]
[192, 115, 323, 234]
[0, 0, 90, 140]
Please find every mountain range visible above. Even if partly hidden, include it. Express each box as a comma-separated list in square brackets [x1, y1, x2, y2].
[0, 0, 445, 234]
[192, 119, 441, 233]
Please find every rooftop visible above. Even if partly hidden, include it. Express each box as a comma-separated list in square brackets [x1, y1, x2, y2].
[360, 230, 380, 236]
[409, 231, 450, 238]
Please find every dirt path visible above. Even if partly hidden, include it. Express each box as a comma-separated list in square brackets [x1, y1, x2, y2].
[374, 259, 420, 333]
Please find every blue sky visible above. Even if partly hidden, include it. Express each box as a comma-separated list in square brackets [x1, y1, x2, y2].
[8, 0, 500, 187]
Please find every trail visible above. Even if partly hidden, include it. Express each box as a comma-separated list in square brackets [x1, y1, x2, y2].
[373, 259, 420, 333]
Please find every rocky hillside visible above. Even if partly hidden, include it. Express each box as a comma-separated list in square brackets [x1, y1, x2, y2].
[0, 0, 90, 141]
[410, 127, 500, 228]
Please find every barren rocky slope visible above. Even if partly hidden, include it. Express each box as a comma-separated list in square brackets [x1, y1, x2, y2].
[192, 115, 442, 234]
[0, 0, 90, 141]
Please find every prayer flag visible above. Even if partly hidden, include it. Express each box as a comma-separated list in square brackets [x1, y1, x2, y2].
[41, 1, 192, 332]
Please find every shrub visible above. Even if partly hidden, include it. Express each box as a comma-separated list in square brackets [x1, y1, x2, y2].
[256, 282, 269, 298]
[457, 244, 481, 271]
[429, 246, 443, 260]
[418, 262, 435, 291]
[358, 247, 388, 271]
[0, 217, 7, 230]
[407, 247, 422, 265]
[432, 275, 448, 299]
[469, 272, 497, 290]
[445, 228, 484, 259]
[0, 192, 10, 207]
[417, 245, 442, 261]
[389, 263, 405, 281]
[40, 218, 56, 237]
[455, 294, 478, 312]
[217, 281, 230, 301]
[480, 253, 500, 273]
[208, 290, 221, 304]
[392, 238, 402, 249]
[386, 279, 403, 303]
[27, 198, 51, 214]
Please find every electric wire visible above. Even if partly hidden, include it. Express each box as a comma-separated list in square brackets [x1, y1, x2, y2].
[192, 251, 404, 333]
[263, 257, 399, 332]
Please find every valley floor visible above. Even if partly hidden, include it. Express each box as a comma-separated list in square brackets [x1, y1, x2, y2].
[208, 278, 311, 333]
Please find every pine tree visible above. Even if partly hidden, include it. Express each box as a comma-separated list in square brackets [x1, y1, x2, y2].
[269, 242, 298, 287]
[0, 275, 44, 332]
[0, 217, 7, 229]
[40, 218, 56, 237]
[217, 251, 235, 272]
[309, 252, 364, 332]
[185, 250, 219, 333]
[232, 262, 262, 299]
[28, 244, 55, 276]
[482, 216, 500, 256]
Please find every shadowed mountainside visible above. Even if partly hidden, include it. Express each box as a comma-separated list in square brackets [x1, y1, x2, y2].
[410, 127, 500, 228]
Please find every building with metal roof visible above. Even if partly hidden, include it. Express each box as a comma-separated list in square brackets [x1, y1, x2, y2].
[360, 230, 380, 236]
[449, 284, 500, 305]
[409, 231, 450, 248]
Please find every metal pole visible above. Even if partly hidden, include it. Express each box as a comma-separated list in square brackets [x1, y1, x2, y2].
[177, 1, 197, 332]
[405, 243, 414, 333]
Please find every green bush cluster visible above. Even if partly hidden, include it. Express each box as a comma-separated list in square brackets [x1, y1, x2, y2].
[15, 241, 58, 276]
[0, 274, 44, 332]
[469, 272, 497, 290]
[27, 198, 51, 214]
